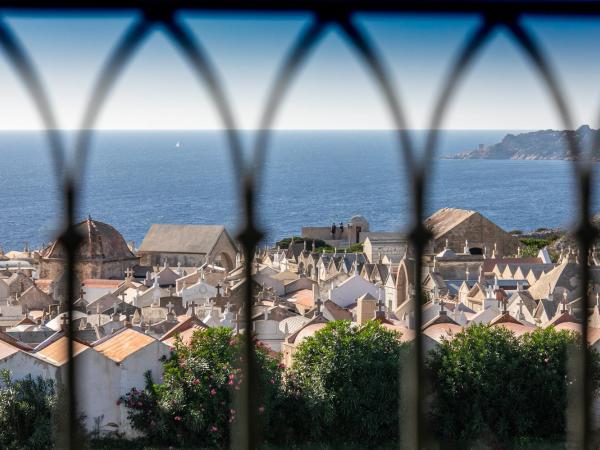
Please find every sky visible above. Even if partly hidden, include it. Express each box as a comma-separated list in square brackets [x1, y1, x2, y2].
[0, 12, 600, 130]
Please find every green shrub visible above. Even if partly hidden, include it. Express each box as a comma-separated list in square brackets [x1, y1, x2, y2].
[121, 327, 284, 448]
[0, 370, 57, 449]
[520, 237, 553, 257]
[275, 237, 329, 251]
[285, 321, 409, 446]
[427, 325, 600, 447]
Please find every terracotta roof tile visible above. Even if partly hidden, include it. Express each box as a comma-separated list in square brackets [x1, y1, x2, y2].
[93, 328, 156, 362]
[36, 336, 89, 365]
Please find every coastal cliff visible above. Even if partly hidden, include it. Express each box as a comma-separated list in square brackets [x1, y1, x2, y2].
[444, 125, 598, 160]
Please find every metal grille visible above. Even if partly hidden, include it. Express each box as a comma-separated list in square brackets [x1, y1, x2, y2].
[1, 1, 598, 448]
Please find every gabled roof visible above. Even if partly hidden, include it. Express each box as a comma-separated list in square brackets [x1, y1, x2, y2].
[139, 224, 233, 254]
[481, 257, 543, 273]
[0, 340, 21, 360]
[35, 334, 89, 365]
[87, 292, 122, 314]
[160, 315, 208, 342]
[489, 312, 524, 326]
[0, 329, 33, 351]
[425, 208, 476, 239]
[507, 290, 537, 314]
[15, 316, 36, 326]
[422, 312, 459, 329]
[545, 311, 578, 328]
[535, 299, 560, 321]
[93, 327, 156, 362]
[322, 300, 353, 321]
[285, 315, 329, 345]
[82, 279, 123, 290]
[422, 323, 463, 343]
[528, 261, 579, 301]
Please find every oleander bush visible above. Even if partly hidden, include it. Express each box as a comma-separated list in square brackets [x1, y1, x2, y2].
[121, 327, 284, 448]
[119, 323, 600, 449]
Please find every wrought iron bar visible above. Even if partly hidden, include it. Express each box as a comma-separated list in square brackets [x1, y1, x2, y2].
[0, 3, 597, 449]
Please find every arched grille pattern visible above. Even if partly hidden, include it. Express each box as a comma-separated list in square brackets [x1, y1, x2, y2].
[0, 1, 598, 448]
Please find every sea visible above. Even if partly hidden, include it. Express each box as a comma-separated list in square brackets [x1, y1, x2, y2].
[0, 129, 595, 251]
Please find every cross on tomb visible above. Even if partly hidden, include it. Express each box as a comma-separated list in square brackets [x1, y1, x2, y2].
[562, 290, 568, 314]
[125, 267, 134, 279]
[189, 301, 197, 317]
[120, 292, 126, 303]
[79, 286, 85, 299]
[216, 283, 222, 296]
[166, 302, 174, 314]
[517, 298, 525, 320]
[315, 297, 323, 316]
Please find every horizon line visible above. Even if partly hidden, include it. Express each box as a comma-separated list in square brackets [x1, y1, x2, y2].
[0, 127, 538, 132]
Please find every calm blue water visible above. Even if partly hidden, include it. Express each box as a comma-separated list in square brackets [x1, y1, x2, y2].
[0, 130, 592, 251]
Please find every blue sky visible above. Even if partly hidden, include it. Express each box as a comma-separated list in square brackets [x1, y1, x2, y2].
[0, 12, 600, 130]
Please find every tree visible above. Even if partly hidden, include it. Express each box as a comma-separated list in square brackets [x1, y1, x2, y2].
[427, 325, 600, 448]
[121, 327, 283, 448]
[286, 320, 410, 446]
[0, 371, 57, 449]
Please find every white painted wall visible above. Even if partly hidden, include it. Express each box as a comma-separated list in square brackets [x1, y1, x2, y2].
[0, 351, 57, 381]
[329, 275, 382, 308]
[181, 280, 218, 306]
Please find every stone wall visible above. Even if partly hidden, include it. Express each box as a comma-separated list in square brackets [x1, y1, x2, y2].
[39, 257, 139, 281]
[432, 213, 520, 257]
[138, 232, 237, 271]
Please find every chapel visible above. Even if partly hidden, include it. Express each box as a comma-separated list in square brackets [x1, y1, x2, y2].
[38, 216, 139, 280]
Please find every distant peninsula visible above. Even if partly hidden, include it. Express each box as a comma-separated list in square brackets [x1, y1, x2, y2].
[444, 125, 598, 160]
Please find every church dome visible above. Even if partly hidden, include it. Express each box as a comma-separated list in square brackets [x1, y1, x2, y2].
[42, 217, 134, 261]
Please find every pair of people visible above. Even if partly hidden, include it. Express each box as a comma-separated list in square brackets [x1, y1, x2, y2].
[331, 222, 344, 236]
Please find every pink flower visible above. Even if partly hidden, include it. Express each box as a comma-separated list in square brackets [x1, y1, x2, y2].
[193, 379, 200, 385]
[258, 405, 265, 414]
[229, 373, 235, 380]
[210, 425, 218, 433]
[116, 400, 122, 406]
[228, 380, 234, 385]
[210, 388, 217, 396]
[174, 416, 182, 422]
[269, 378, 275, 384]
